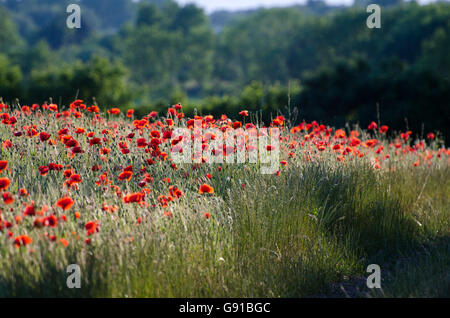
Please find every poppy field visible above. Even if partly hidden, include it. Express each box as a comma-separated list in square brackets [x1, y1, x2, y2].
[0, 100, 449, 297]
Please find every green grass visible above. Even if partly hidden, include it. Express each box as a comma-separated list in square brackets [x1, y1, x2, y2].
[0, 110, 448, 298]
[1, 158, 448, 297]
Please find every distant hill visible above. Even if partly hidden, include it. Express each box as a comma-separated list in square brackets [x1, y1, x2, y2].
[1, 0, 346, 37]
[209, 10, 257, 33]
[209, 0, 347, 33]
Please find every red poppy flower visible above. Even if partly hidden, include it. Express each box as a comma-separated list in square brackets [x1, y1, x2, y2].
[56, 197, 75, 211]
[0, 160, 7, 172]
[58, 128, 69, 136]
[63, 169, 73, 179]
[7, 115, 16, 125]
[14, 235, 33, 248]
[150, 130, 160, 138]
[2, 221, 12, 229]
[232, 121, 242, 129]
[23, 205, 35, 216]
[365, 139, 378, 148]
[2, 140, 12, 149]
[85, 221, 99, 236]
[19, 188, 29, 196]
[167, 108, 177, 116]
[48, 163, 63, 171]
[107, 108, 121, 115]
[102, 204, 119, 213]
[334, 129, 346, 139]
[401, 131, 412, 141]
[350, 138, 361, 147]
[87, 105, 99, 113]
[27, 127, 39, 137]
[199, 184, 214, 194]
[123, 165, 133, 172]
[64, 138, 79, 148]
[271, 117, 284, 126]
[2, 192, 14, 204]
[44, 215, 58, 227]
[137, 138, 148, 148]
[133, 119, 148, 129]
[33, 217, 44, 228]
[89, 137, 102, 146]
[158, 195, 169, 207]
[39, 132, 51, 142]
[39, 166, 49, 176]
[379, 125, 389, 133]
[164, 211, 173, 218]
[60, 238, 69, 247]
[69, 174, 82, 184]
[70, 99, 84, 109]
[368, 122, 378, 130]
[118, 170, 133, 181]
[0, 177, 10, 191]
[169, 185, 184, 198]
[123, 192, 144, 204]
[14, 215, 22, 224]
[75, 127, 85, 134]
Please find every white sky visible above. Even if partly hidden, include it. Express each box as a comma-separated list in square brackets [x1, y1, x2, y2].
[176, 0, 435, 13]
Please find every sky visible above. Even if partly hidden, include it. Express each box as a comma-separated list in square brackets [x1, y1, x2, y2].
[176, 0, 348, 13]
[176, 0, 435, 13]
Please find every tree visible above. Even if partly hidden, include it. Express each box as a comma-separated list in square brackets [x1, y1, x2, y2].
[136, 2, 162, 27]
[0, 6, 22, 52]
[27, 57, 133, 107]
[13, 41, 53, 75]
[214, 8, 308, 91]
[0, 54, 23, 102]
[83, 0, 134, 30]
[419, 21, 450, 79]
[123, 1, 213, 98]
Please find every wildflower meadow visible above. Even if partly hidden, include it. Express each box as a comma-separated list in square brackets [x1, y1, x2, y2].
[0, 100, 448, 297]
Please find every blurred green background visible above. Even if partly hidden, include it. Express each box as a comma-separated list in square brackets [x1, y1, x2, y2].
[0, 0, 449, 139]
